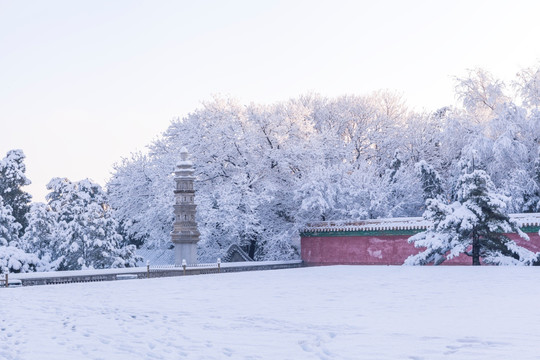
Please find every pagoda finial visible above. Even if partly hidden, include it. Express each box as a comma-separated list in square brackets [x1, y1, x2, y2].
[180, 146, 188, 161]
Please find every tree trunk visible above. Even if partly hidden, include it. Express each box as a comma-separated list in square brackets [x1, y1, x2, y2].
[472, 231, 480, 266]
[248, 240, 256, 259]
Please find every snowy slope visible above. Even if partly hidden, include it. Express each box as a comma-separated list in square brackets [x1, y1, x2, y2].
[2, 266, 540, 360]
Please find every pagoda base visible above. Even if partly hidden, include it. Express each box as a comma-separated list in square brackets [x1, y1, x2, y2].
[173, 241, 198, 266]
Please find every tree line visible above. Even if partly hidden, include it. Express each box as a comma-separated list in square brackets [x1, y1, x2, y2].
[2, 66, 540, 271]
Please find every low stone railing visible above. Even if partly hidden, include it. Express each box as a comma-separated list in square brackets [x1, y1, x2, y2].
[3, 260, 304, 287]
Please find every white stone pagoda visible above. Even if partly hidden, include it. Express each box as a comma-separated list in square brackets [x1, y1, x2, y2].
[171, 147, 200, 265]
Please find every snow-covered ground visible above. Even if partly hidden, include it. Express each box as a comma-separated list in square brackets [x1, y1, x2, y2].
[2, 266, 540, 360]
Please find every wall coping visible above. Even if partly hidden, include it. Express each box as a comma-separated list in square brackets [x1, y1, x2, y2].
[7, 260, 304, 287]
[302, 213, 540, 235]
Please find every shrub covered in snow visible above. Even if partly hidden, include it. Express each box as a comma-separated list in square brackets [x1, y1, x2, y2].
[0, 245, 41, 274]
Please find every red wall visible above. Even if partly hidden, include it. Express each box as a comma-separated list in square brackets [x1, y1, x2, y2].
[301, 232, 540, 266]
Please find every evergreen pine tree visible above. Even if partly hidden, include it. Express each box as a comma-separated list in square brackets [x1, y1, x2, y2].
[0, 150, 32, 235]
[526, 154, 540, 212]
[386, 150, 402, 184]
[415, 160, 443, 202]
[406, 170, 540, 266]
[20, 202, 59, 270]
[46, 178, 139, 270]
[0, 197, 20, 247]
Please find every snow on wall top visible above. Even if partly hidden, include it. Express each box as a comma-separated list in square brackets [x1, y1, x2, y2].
[303, 213, 540, 233]
[508, 213, 540, 227]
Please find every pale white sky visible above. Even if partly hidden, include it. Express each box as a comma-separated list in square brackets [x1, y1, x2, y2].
[1, 0, 540, 202]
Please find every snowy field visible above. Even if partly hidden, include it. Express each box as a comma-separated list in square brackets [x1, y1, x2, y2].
[2, 266, 540, 360]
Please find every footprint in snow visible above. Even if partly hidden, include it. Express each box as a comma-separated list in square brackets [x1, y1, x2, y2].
[299, 340, 312, 352]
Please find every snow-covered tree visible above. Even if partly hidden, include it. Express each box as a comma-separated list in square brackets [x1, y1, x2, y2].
[0, 197, 20, 246]
[406, 170, 539, 266]
[503, 169, 540, 213]
[368, 151, 422, 219]
[108, 152, 174, 249]
[0, 197, 41, 273]
[530, 154, 540, 211]
[46, 178, 139, 270]
[515, 64, 540, 110]
[20, 202, 59, 270]
[0, 150, 32, 234]
[455, 68, 508, 122]
[415, 160, 443, 202]
[294, 163, 375, 223]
